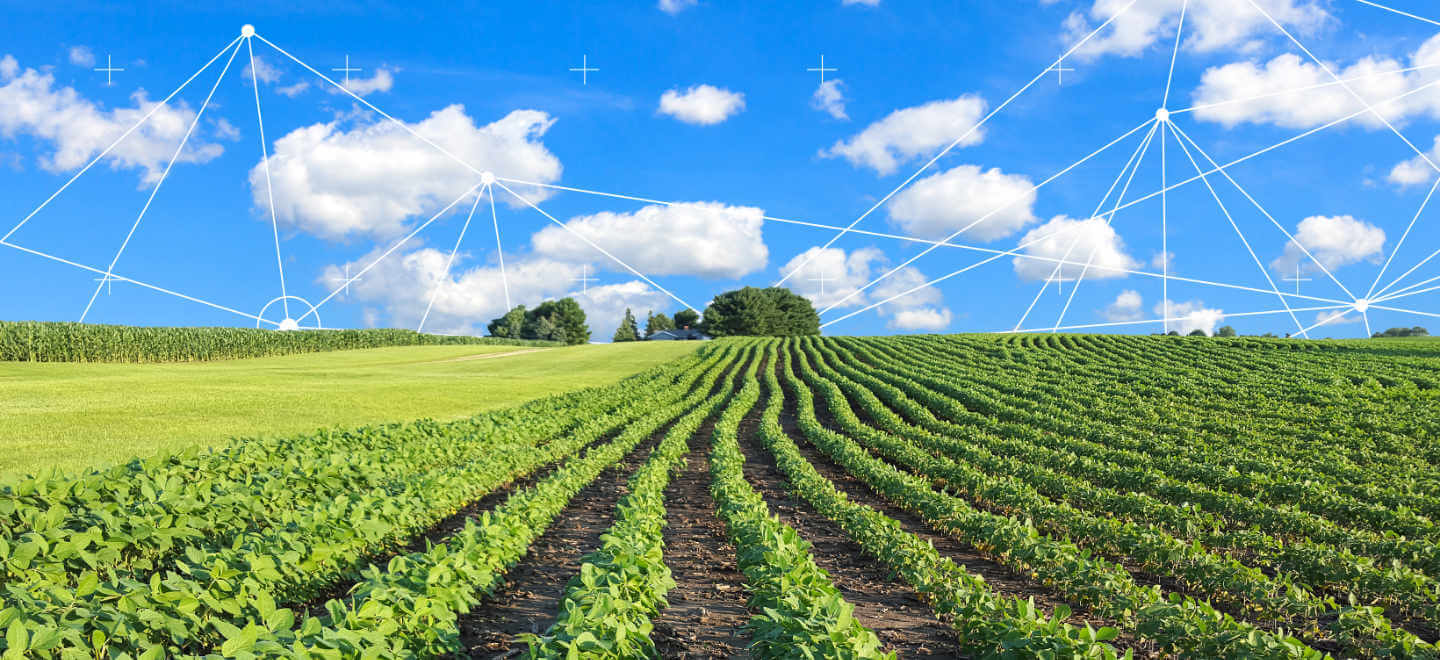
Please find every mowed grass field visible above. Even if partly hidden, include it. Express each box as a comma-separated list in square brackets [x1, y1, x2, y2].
[0, 341, 699, 476]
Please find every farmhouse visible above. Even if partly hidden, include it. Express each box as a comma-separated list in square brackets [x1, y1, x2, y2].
[648, 327, 711, 341]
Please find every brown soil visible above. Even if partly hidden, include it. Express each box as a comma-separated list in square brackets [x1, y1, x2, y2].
[733, 391, 962, 658]
[455, 430, 664, 658]
[651, 432, 752, 659]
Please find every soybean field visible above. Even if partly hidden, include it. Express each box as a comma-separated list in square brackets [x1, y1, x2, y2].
[3, 335, 1438, 659]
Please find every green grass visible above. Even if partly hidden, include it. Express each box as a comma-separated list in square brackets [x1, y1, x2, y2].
[0, 341, 700, 477]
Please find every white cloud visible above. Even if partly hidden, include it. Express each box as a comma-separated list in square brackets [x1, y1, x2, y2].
[0, 57, 224, 185]
[1312, 308, 1360, 327]
[276, 81, 310, 98]
[843, 0, 881, 6]
[821, 94, 987, 175]
[1103, 289, 1145, 321]
[532, 202, 767, 279]
[658, 85, 746, 125]
[212, 117, 240, 141]
[658, 0, 698, 14]
[887, 307, 950, 330]
[886, 164, 1038, 241]
[242, 55, 282, 85]
[780, 246, 950, 330]
[1151, 251, 1174, 270]
[68, 46, 95, 68]
[1161, 298, 1225, 335]
[252, 106, 561, 241]
[1012, 215, 1139, 281]
[1064, 0, 1329, 60]
[780, 246, 886, 310]
[327, 67, 394, 96]
[812, 79, 848, 120]
[1192, 33, 1440, 130]
[1389, 135, 1440, 186]
[1270, 215, 1385, 275]
[321, 244, 671, 341]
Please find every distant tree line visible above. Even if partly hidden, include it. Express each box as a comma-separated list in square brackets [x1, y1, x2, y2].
[1373, 326, 1430, 338]
[700, 287, 820, 337]
[487, 298, 590, 345]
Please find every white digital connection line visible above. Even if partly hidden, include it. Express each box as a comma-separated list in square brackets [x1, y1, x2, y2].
[488, 185, 512, 311]
[771, 0, 1143, 289]
[1013, 121, 1157, 331]
[1051, 123, 1159, 332]
[0, 239, 274, 325]
[818, 117, 1158, 317]
[1168, 121, 1306, 336]
[419, 186, 485, 333]
[1086, 78, 1440, 231]
[1353, 0, 1440, 27]
[1160, 2, 1186, 333]
[493, 180, 696, 312]
[80, 39, 244, 323]
[1375, 272, 1440, 302]
[1169, 123, 1359, 302]
[297, 181, 486, 324]
[1367, 176, 1440, 300]
[1007, 303, 1351, 335]
[1246, 0, 1440, 175]
[1, 37, 243, 244]
[247, 36, 290, 319]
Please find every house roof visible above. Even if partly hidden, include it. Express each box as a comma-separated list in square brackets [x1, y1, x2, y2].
[649, 328, 711, 340]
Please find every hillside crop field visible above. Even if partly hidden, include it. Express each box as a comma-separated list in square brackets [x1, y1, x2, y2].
[2, 334, 1438, 658]
[0, 341, 698, 476]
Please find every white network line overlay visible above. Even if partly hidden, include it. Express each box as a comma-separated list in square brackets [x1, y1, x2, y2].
[0, 1, 1438, 336]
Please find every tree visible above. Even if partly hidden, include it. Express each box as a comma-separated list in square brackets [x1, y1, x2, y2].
[1216, 325, 1237, 337]
[701, 286, 820, 337]
[525, 298, 590, 345]
[673, 308, 700, 329]
[1188, 329, 1208, 337]
[1373, 326, 1430, 338]
[645, 310, 674, 338]
[486, 305, 527, 338]
[1166, 330, 1181, 336]
[613, 308, 640, 342]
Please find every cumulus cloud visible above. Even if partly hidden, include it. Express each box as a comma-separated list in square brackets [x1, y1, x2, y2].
[1311, 308, 1360, 327]
[1161, 298, 1225, 335]
[658, 0, 698, 14]
[1103, 289, 1145, 321]
[327, 67, 394, 96]
[812, 79, 848, 120]
[1389, 136, 1440, 186]
[1191, 34, 1440, 130]
[276, 81, 310, 98]
[531, 202, 767, 279]
[0, 56, 224, 185]
[321, 244, 672, 340]
[252, 106, 561, 241]
[1270, 215, 1385, 275]
[1012, 215, 1139, 281]
[780, 246, 951, 331]
[242, 55, 282, 85]
[821, 94, 987, 175]
[658, 84, 746, 125]
[886, 164, 1038, 241]
[68, 46, 95, 68]
[1064, 0, 1329, 60]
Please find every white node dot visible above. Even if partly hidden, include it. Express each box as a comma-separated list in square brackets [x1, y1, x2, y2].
[278, 318, 300, 331]
[1155, 108, 1170, 123]
[480, 171, 496, 185]
[1354, 299, 1371, 314]
[241, 24, 255, 37]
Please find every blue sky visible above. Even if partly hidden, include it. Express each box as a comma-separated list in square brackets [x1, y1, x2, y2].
[3, 0, 1440, 339]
